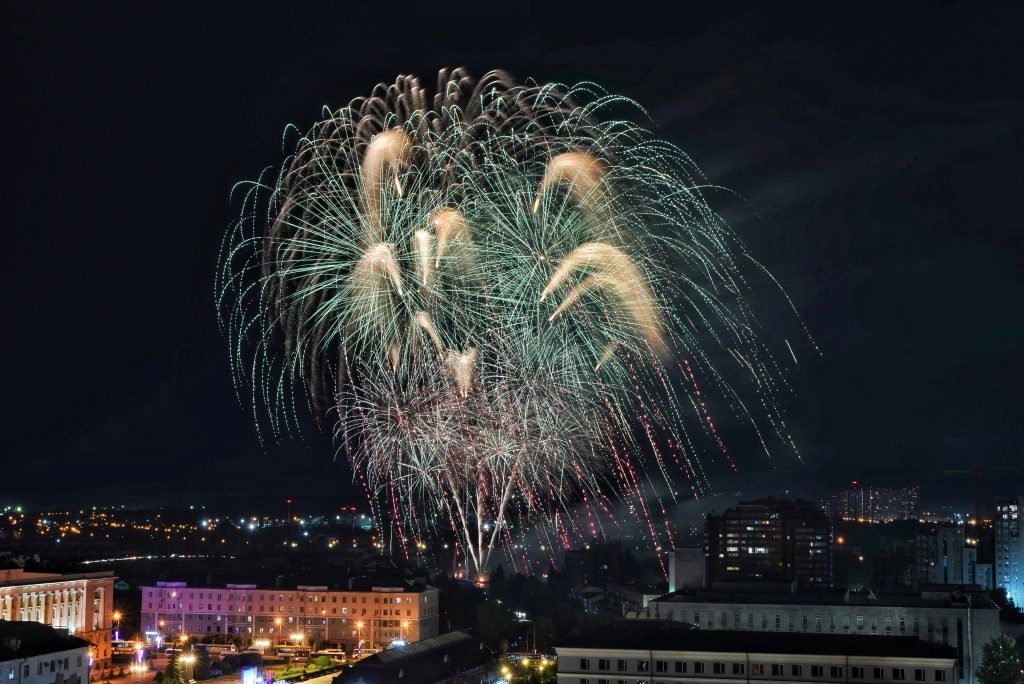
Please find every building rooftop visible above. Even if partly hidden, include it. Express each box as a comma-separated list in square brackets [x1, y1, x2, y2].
[558, 625, 957, 660]
[0, 569, 115, 588]
[0, 621, 92, 662]
[649, 585, 997, 610]
[333, 632, 494, 684]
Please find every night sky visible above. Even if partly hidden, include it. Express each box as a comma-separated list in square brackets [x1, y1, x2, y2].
[3, 2, 1021, 510]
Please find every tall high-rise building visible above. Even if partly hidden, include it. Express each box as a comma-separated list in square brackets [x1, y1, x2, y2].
[913, 523, 972, 589]
[825, 483, 920, 523]
[705, 498, 830, 587]
[994, 495, 1023, 605]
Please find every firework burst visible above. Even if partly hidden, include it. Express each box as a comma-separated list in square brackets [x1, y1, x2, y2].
[217, 68, 802, 578]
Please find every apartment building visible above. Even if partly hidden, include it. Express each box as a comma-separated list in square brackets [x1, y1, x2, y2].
[139, 577, 439, 652]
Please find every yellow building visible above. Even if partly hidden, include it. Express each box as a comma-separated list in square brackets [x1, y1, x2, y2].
[0, 569, 116, 669]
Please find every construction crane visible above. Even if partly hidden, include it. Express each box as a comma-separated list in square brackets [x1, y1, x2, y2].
[943, 466, 1024, 524]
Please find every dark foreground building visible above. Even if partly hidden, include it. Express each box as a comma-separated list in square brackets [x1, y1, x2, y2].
[1, 620, 93, 684]
[557, 625, 956, 684]
[332, 631, 498, 684]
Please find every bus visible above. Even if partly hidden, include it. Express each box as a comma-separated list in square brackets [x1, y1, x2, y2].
[112, 641, 143, 656]
[275, 646, 310, 659]
[311, 649, 346, 661]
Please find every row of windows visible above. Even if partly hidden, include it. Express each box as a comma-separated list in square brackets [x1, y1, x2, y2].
[577, 665, 947, 682]
[147, 605, 417, 618]
[147, 590, 423, 605]
[12, 657, 83, 678]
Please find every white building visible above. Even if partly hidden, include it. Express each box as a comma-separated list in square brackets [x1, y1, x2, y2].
[0, 620, 92, 684]
[994, 495, 1023, 605]
[643, 585, 997, 684]
[557, 625, 956, 684]
[667, 548, 703, 593]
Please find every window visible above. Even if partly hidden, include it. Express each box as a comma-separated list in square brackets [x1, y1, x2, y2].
[885, 617, 892, 635]
[581, 659, 591, 671]
[831, 667, 844, 678]
[791, 665, 803, 677]
[693, 663, 704, 674]
[761, 614, 768, 629]
[829, 615, 836, 632]
[914, 670, 926, 682]
[874, 668, 884, 679]
[598, 660, 610, 671]
[655, 661, 667, 673]
[77, 657, 83, 668]
[713, 663, 726, 675]
[852, 666, 864, 679]
[674, 662, 686, 673]
[935, 671, 946, 682]
[802, 615, 808, 631]
[856, 615, 864, 632]
[774, 614, 781, 631]
[772, 664, 784, 676]
[893, 668, 906, 681]
[694, 612, 700, 627]
[899, 617, 906, 634]
[581, 679, 589, 684]
[636, 661, 649, 673]
[811, 665, 824, 677]
[816, 616, 822, 632]
[733, 663, 745, 675]
[616, 660, 627, 672]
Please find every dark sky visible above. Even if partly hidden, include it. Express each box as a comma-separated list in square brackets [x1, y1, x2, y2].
[2, 2, 1022, 510]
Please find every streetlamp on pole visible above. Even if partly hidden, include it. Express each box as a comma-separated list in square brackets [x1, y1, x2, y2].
[355, 622, 364, 656]
[112, 612, 122, 642]
[401, 621, 409, 643]
[274, 618, 282, 647]
[181, 654, 195, 684]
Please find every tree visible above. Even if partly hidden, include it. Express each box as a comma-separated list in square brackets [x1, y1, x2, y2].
[193, 645, 213, 681]
[976, 635, 1022, 684]
[163, 652, 184, 684]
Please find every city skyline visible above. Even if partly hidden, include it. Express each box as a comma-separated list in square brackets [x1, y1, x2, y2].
[2, 2, 1022, 515]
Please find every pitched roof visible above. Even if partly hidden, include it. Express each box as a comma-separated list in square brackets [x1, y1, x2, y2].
[333, 632, 495, 684]
[0, 621, 92, 662]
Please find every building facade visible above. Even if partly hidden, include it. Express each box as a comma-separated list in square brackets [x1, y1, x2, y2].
[667, 548, 704, 593]
[705, 499, 830, 587]
[826, 484, 920, 524]
[994, 495, 1023, 606]
[0, 570, 115, 668]
[557, 626, 956, 684]
[139, 579, 439, 653]
[914, 524, 971, 589]
[0, 620, 93, 684]
[644, 585, 996, 684]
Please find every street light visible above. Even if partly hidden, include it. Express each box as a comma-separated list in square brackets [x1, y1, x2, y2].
[181, 654, 195, 684]
[253, 640, 270, 680]
[113, 611, 122, 642]
[401, 621, 409, 642]
[274, 618, 282, 647]
[355, 622, 364, 655]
